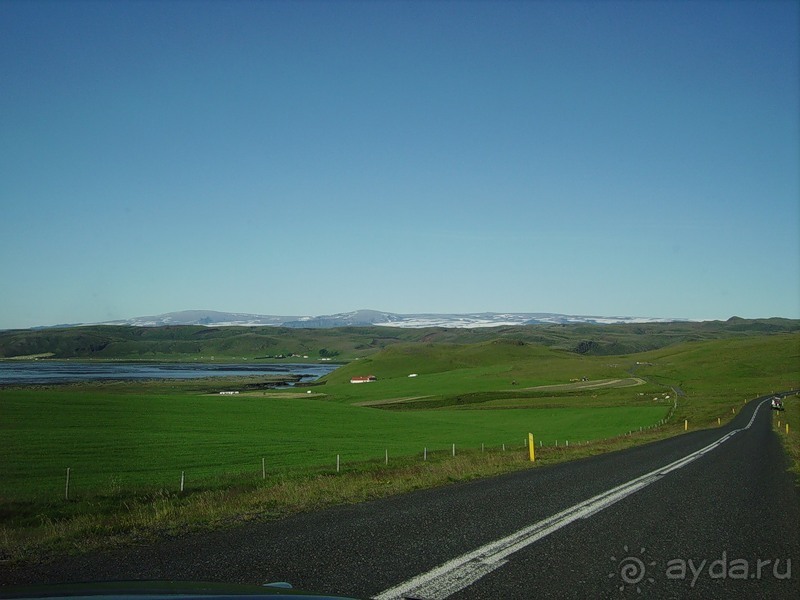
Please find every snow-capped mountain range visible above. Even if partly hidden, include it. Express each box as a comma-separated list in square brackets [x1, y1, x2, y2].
[99, 309, 686, 329]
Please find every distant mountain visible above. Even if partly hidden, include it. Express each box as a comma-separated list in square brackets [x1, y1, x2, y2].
[97, 309, 686, 329]
[101, 310, 301, 327]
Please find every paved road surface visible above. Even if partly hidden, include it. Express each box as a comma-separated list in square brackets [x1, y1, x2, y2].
[2, 394, 798, 599]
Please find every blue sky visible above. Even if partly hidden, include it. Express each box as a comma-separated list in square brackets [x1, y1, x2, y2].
[1, 0, 798, 328]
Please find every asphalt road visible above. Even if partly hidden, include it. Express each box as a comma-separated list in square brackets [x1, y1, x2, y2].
[2, 394, 798, 599]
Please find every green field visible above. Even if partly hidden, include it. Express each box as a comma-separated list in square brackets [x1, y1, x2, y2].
[0, 387, 666, 502]
[3, 333, 798, 502]
[0, 330, 797, 560]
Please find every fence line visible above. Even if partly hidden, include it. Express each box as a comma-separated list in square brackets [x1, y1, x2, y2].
[48, 406, 691, 502]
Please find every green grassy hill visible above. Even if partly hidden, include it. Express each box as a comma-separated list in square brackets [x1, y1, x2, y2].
[1, 318, 798, 360]
[317, 339, 625, 406]
[309, 333, 799, 421]
[630, 333, 800, 422]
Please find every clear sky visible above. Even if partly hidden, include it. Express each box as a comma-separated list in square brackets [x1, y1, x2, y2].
[1, 0, 798, 329]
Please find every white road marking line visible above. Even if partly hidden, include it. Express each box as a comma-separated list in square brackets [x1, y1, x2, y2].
[373, 399, 768, 600]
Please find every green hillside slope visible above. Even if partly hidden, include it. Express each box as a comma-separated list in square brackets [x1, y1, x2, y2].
[1, 318, 798, 361]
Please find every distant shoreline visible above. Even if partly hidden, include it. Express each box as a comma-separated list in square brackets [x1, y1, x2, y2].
[0, 361, 339, 386]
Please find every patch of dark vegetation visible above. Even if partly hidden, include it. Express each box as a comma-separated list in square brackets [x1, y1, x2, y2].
[377, 389, 605, 411]
[294, 380, 326, 388]
[575, 340, 600, 354]
[241, 377, 300, 390]
[192, 328, 221, 336]
[492, 339, 525, 346]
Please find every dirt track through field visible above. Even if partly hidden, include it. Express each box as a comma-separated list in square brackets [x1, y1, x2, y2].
[355, 378, 646, 408]
[355, 396, 434, 407]
[522, 377, 646, 392]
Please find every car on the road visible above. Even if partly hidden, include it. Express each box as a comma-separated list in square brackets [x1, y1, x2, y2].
[770, 396, 784, 411]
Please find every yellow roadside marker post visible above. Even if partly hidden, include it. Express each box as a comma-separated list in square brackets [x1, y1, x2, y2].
[528, 433, 535, 462]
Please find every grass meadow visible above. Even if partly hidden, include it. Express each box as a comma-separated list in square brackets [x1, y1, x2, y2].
[773, 392, 799, 483]
[0, 387, 667, 503]
[0, 332, 797, 561]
